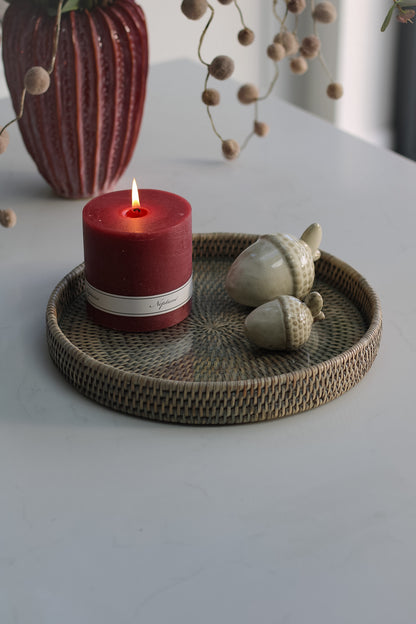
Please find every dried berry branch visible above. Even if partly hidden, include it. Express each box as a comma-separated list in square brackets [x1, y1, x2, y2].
[181, 0, 343, 161]
[0, 0, 64, 151]
[0, 0, 64, 227]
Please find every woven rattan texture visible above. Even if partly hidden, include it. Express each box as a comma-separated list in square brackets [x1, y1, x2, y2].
[46, 233, 382, 425]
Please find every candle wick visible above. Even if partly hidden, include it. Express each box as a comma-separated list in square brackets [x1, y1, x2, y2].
[133, 207, 141, 213]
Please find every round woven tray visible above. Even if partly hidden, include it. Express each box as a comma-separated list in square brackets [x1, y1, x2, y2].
[46, 233, 382, 425]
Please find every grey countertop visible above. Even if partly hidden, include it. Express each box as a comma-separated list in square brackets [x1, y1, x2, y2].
[1, 60, 415, 624]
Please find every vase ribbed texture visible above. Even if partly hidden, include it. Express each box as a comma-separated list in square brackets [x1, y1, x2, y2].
[2, 0, 148, 198]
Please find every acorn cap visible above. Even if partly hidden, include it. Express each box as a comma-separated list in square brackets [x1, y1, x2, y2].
[261, 228, 317, 300]
[279, 295, 314, 349]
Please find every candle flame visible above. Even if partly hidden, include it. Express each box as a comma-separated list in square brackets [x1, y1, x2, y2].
[131, 178, 140, 208]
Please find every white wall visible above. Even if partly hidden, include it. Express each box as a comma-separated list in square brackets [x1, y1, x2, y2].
[336, 1, 398, 148]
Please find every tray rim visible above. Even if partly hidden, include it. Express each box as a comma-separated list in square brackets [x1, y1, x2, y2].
[46, 232, 383, 423]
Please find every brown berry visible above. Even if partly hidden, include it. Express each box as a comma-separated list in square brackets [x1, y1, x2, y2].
[222, 139, 240, 160]
[326, 82, 343, 99]
[254, 121, 270, 137]
[24, 66, 50, 95]
[181, 0, 208, 20]
[274, 31, 299, 56]
[290, 56, 308, 75]
[267, 42, 285, 61]
[0, 209, 17, 228]
[237, 83, 259, 105]
[0, 128, 10, 154]
[238, 28, 255, 46]
[209, 55, 235, 80]
[287, 0, 306, 14]
[300, 35, 321, 58]
[202, 88, 220, 106]
[217, 0, 233, 4]
[312, 1, 337, 23]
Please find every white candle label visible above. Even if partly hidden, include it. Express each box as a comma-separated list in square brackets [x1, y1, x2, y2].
[85, 276, 193, 317]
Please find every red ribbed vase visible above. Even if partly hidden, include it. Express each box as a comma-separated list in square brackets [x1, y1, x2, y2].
[2, 0, 148, 198]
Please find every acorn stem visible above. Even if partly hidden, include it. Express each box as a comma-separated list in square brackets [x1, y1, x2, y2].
[304, 291, 324, 319]
[301, 223, 322, 260]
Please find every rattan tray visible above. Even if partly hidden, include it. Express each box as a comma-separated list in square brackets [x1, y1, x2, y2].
[46, 233, 382, 425]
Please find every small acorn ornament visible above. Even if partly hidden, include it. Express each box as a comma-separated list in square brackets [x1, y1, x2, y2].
[245, 292, 325, 351]
[226, 223, 322, 307]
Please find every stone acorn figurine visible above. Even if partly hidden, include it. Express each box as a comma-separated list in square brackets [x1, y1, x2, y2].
[245, 292, 325, 351]
[226, 223, 322, 307]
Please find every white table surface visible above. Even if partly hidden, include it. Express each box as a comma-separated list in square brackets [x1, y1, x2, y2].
[1, 60, 416, 624]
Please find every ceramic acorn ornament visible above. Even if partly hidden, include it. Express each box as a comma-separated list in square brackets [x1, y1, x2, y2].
[245, 291, 325, 351]
[226, 223, 322, 307]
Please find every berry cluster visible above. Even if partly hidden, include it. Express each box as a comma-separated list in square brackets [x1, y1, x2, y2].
[181, 0, 343, 160]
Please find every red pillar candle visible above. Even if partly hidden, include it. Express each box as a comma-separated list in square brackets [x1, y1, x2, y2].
[82, 183, 192, 332]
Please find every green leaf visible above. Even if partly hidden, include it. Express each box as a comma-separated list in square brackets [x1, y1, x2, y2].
[61, 0, 83, 11]
[381, 4, 395, 31]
